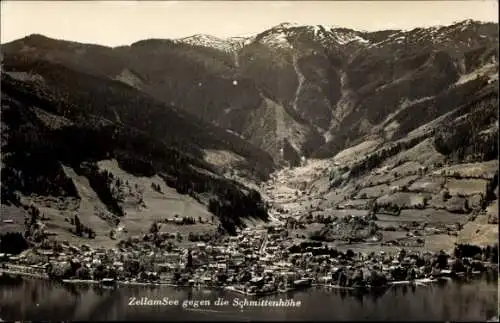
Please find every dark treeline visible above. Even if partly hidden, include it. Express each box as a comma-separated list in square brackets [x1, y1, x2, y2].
[67, 214, 96, 239]
[434, 89, 498, 162]
[392, 76, 493, 140]
[0, 232, 29, 254]
[345, 83, 497, 180]
[207, 187, 268, 235]
[0, 94, 80, 205]
[1, 71, 269, 234]
[1, 56, 274, 180]
[484, 172, 499, 205]
[188, 231, 215, 242]
[454, 243, 498, 263]
[73, 163, 125, 217]
[348, 135, 429, 179]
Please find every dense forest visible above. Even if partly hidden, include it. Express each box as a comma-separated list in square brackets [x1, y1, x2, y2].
[1, 68, 270, 240]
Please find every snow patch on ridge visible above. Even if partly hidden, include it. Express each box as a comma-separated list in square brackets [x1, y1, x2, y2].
[175, 34, 253, 52]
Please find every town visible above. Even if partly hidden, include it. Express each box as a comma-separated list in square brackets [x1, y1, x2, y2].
[1, 212, 497, 296]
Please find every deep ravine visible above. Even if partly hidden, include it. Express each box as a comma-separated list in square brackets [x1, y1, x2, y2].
[292, 54, 305, 112]
[324, 69, 355, 143]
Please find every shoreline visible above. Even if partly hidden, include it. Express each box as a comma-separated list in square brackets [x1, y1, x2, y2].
[224, 285, 285, 296]
[0, 267, 493, 296]
[0, 269, 48, 280]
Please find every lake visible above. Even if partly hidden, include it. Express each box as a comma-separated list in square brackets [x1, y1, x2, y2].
[0, 276, 498, 321]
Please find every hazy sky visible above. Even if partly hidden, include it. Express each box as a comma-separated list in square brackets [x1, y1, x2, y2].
[1, 1, 498, 47]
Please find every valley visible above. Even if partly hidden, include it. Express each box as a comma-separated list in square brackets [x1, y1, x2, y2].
[262, 143, 498, 254]
[0, 19, 498, 297]
[1, 0, 500, 320]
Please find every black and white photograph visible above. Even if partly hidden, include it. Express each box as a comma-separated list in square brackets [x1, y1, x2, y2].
[0, 0, 498, 321]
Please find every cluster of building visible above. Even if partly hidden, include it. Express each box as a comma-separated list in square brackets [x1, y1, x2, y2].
[1, 218, 496, 295]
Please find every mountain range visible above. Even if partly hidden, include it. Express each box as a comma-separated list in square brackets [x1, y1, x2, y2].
[0, 19, 498, 249]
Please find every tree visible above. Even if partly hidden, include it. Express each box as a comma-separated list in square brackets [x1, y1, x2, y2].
[188, 232, 197, 242]
[74, 215, 83, 236]
[345, 249, 355, 259]
[124, 260, 140, 276]
[173, 270, 181, 283]
[490, 244, 498, 264]
[93, 264, 106, 280]
[106, 267, 118, 279]
[165, 241, 174, 252]
[76, 267, 91, 280]
[31, 228, 46, 243]
[464, 198, 470, 212]
[149, 221, 159, 234]
[436, 250, 448, 269]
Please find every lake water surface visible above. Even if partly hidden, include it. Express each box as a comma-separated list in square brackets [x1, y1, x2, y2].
[0, 277, 498, 321]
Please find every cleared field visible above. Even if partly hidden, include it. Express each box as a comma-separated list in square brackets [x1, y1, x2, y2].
[445, 178, 488, 196]
[356, 184, 390, 199]
[97, 160, 216, 239]
[485, 200, 498, 224]
[323, 187, 355, 205]
[330, 209, 370, 218]
[333, 139, 382, 164]
[290, 223, 324, 239]
[432, 161, 499, 179]
[362, 172, 394, 186]
[388, 138, 445, 168]
[457, 222, 498, 247]
[6, 160, 219, 249]
[424, 209, 469, 224]
[428, 192, 473, 214]
[408, 177, 445, 193]
[375, 220, 406, 228]
[391, 175, 421, 187]
[444, 196, 470, 214]
[53, 165, 118, 248]
[338, 199, 372, 209]
[424, 234, 457, 253]
[389, 161, 424, 178]
[363, 173, 419, 187]
[380, 230, 409, 242]
[376, 192, 427, 208]
[474, 212, 492, 225]
[376, 212, 426, 223]
[376, 209, 468, 225]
